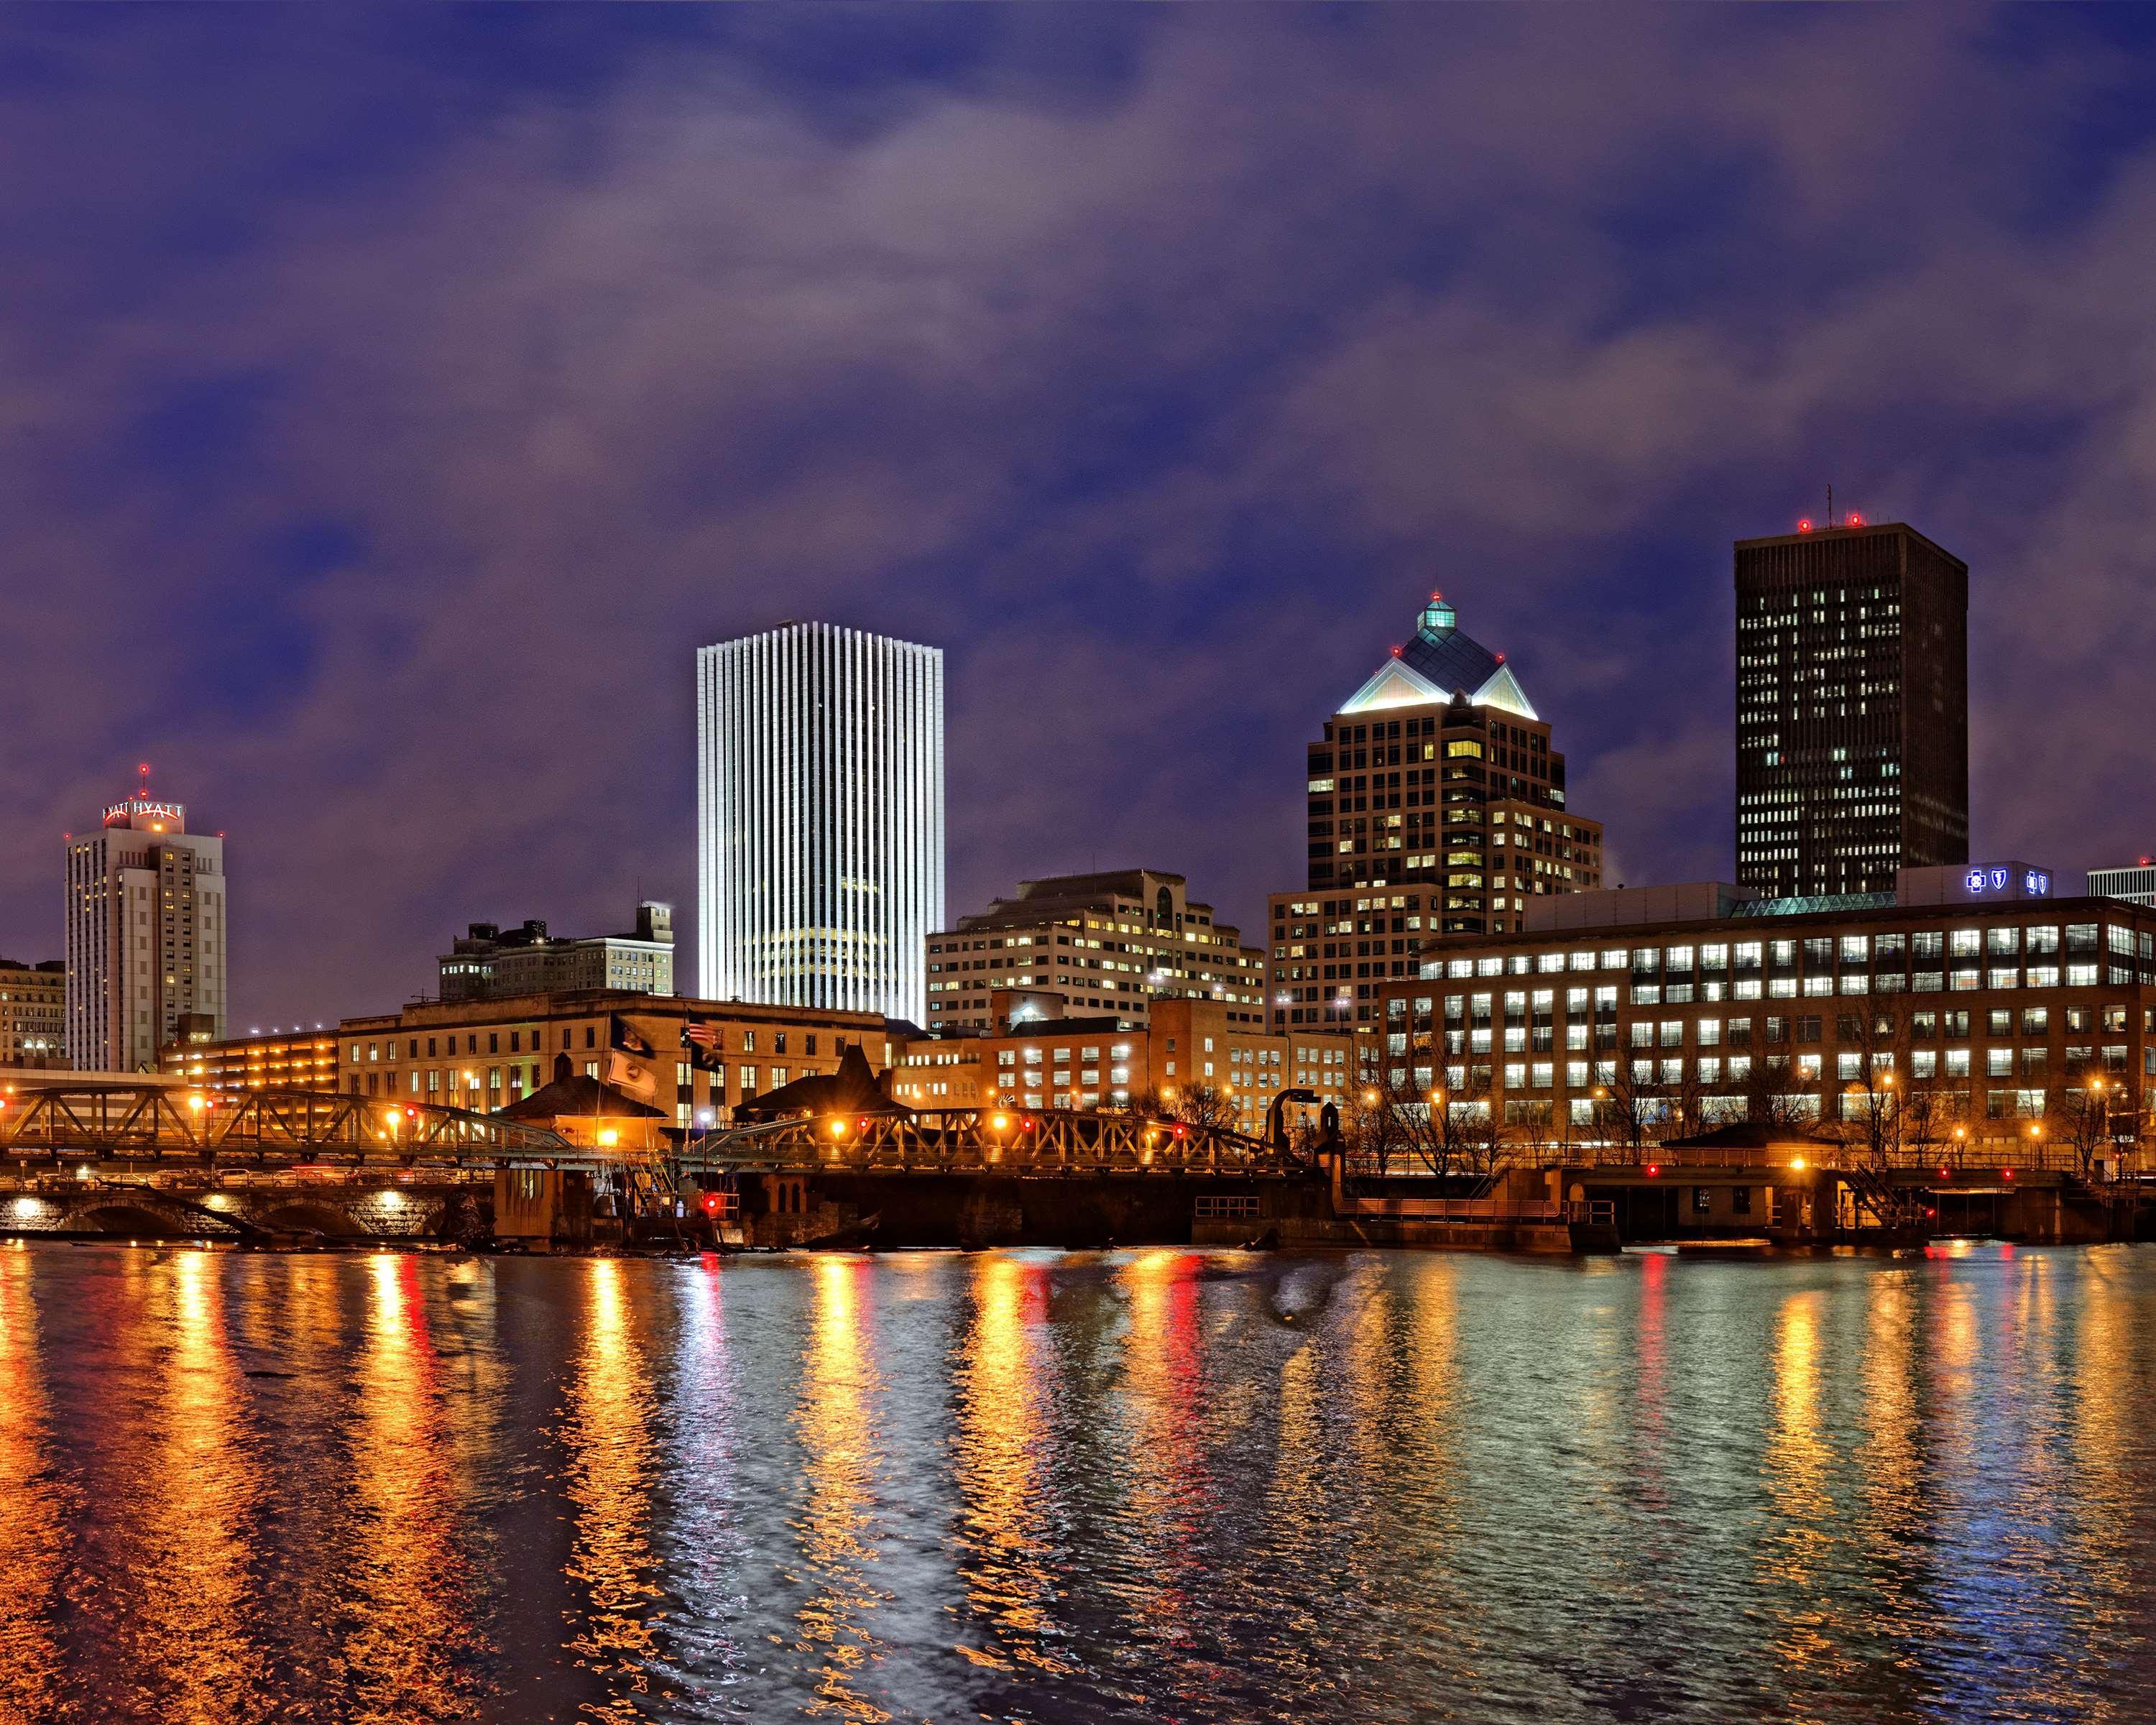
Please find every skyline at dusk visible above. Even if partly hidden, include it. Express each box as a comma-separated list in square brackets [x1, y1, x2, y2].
[9, 7, 2156, 1026]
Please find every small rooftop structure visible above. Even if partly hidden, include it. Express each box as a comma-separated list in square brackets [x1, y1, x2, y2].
[735, 1043, 911, 1123]
[1337, 592, 1538, 721]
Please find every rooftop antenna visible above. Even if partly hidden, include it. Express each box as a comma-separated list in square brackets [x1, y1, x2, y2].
[137, 761, 152, 800]
[1825, 484, 1833, 527]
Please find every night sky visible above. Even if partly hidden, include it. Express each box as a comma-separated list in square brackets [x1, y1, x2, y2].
[7, 7, 2156, 1029]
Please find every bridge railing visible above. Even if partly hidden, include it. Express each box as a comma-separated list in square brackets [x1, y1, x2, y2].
[678, 1106, 1305, 1177]
[1342, 1195, 1565, 1223]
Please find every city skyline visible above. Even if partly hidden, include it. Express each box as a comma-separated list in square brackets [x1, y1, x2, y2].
[7, 9, 2156, 1028]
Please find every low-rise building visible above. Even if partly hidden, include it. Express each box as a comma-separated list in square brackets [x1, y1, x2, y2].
[161, 1021, 341, 1091]
[337, 990, 890, 1130]
[438, 902, 674, 1002]
[1374, 862, 2156, 1157]
[0, 959, 66, 1070]
[892, 990, 1354, 1138]
[925, 869, 1266, 1034]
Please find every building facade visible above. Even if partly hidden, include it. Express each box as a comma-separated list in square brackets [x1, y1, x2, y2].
[1735, 518, 1969, 898]
[337, 990, 890, 1130]
[440, 903, 674, 1001]
[162, 1024, 341, 1092]
[697, 622, 944, 1024]
[1279, 591, 1603, 1032]
[1373, 863, 2155, 1156]
[1266, 885, 1445, 1034]
[0, 960, 66, 1069]
[926, 870, 1266, 1033]
[64, 783, 228, 1072]
[2091, 862, 2156, 909]
[893, 993, 1353, 1138]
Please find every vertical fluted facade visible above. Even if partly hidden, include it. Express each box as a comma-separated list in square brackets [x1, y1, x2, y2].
[697, 622, 944, 1023]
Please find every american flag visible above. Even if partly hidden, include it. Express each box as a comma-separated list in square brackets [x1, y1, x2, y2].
[682, 1017, 721, 1052]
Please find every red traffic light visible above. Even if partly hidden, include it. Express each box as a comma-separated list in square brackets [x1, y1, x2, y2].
[1645, 1164, 1660, 1178]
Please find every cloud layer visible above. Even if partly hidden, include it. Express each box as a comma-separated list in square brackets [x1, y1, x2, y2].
[4, 8, 2156, 1024]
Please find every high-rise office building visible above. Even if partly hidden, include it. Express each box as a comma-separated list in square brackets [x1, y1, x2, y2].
[697, 622, 944, 1022]
[1734, 518, 1968, 898]
[65, 777, 228, 1072]
[1280, 589, 1604, 1030]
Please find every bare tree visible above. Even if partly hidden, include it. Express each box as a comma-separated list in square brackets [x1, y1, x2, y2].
[1127, 1084, 1238, 1136]
[2050, 1061, 2115, 1180]
[1593, 1060, 1666, 1154]
[1741, 1051, 1815, 1131]
[1508, 1098, 1562, 1168]
[1342, 1082, 1408, 1177]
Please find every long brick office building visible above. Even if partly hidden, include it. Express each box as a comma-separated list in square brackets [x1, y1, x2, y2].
[1376, 862, 2155, 1158]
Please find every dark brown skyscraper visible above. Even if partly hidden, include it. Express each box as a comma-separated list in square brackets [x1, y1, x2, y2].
[1734, 518, 1968, 898]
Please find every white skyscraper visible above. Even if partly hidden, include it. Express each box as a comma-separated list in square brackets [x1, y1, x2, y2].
[65, 775, 229, 1072]
[697, 622, 944, 1023]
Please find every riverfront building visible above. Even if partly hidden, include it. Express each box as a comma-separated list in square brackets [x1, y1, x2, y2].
[1735, 518, 1969, 898]
[160, 1022, 340, 1092]
[926, 870, 1266, 1034]
[892, 993, 1353, 1138]
[64, 778, 228, 1072]
[0, 959, 66, 1070]
[438, 903, 674, 1002]
[336, 990, 890, 1130]
[1373, 862, 2155, 1157]
[696, 621, 944, 1024]
[1276, 590, 1603, 1033]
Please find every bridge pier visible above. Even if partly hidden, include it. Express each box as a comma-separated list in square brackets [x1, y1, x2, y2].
[1, 1181, 478, 1244]
[727, 1170, 1330, 1250]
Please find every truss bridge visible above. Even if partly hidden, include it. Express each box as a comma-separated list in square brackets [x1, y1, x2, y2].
[678, 1106, 1306, 1179]
[0, 1082, 568, 1167]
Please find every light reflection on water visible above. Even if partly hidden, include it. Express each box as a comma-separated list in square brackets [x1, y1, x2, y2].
[5, 1243, 2156, 1721]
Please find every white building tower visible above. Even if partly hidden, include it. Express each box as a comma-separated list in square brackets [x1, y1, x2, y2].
[64, 770, 228, 1072]
[696, 622, 944, 1023]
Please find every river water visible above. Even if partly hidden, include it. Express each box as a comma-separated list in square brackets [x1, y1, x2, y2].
[2, 1240, 2153, 1724]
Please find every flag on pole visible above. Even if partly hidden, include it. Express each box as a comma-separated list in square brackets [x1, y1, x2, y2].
[679, 1014, 724, 1073]
[606, 1015, 660, 1103]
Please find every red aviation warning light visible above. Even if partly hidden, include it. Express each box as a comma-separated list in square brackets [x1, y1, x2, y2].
[1845, 512, 1864, 527]
[1797, 518, 1814, 533]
